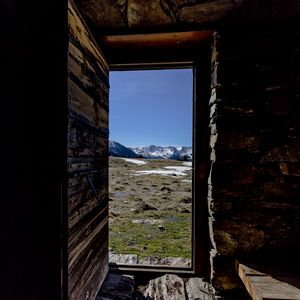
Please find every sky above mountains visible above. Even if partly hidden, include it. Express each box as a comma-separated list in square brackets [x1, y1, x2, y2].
[109, 68, 193, 147]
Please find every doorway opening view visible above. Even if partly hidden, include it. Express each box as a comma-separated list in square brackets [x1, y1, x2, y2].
[109, 68, 193, 268]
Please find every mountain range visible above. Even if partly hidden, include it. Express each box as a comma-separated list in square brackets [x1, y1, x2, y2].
[109, 141, 192, 160]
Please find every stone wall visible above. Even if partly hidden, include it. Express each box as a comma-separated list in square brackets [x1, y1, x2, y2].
[209, 25, 300, 297]
[75, 0, 300, 34]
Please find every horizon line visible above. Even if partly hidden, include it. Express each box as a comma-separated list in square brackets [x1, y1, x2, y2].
[110, 140, 192, 148]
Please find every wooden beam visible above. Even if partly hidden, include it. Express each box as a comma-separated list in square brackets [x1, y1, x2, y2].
[98, 31, 213, 50]
[97, 31, 213, 65]
[236, 261, 300, 300]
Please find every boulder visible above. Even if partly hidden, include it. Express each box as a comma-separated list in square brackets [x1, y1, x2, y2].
[97, 273, 135, 300]
[185, 277, 215, 300]
[144, 274, 186, 299]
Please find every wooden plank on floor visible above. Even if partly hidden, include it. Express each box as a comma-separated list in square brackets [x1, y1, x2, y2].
[236, 261, 300, 300]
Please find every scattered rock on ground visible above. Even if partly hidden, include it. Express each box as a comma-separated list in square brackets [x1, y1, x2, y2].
[140, 202, 157, 211]
[180, 197, 192, 203]
[144, 274, 186, 300]
[160, 186, 172, 192]
[178, 207, 191, 213]
[109, 253, 138, 264]
[132, 219, 162, 225]
[96, 272, 216, 300]
[139, 256, 191, 267]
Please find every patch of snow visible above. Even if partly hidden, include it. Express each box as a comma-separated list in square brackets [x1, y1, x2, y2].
[164, 166, 192, 172]
[182, 179, 192, 183]
[122, 158, 146, 165]
[135, 170, 187, 176]
[182, 161, 192, 166]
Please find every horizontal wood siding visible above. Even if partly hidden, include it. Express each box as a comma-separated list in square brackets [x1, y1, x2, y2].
[68, 1, 109, 299]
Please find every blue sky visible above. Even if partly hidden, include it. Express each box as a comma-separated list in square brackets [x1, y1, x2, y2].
[109, 69, 193, 147]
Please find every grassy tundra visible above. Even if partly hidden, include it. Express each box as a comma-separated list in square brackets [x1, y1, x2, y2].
[109, 157, 192, 265]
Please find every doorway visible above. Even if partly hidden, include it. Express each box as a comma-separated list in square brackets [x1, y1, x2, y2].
[108, 68, 193, 268]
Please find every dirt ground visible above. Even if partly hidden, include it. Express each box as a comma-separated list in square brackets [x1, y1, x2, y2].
[109, 157, 192, 266]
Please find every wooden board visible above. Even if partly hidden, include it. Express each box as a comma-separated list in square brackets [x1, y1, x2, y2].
[236, 261, 300, 300]
[67, 1, 109, 299]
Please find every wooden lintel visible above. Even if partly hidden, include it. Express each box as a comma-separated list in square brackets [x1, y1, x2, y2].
[97, 31, 214, 65]
[98, 31, 213, 50]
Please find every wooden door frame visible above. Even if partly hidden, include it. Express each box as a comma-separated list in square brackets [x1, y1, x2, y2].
[100, 33, 213, 279]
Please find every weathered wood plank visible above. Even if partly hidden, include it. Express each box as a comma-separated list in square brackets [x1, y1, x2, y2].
[68, 78, 108, 129]
[68, 225, 109, 300]
[236, 261, 300, 300]
[68, 117, 108, 158]
[68, 171, 106, 193]
[68, 206, 108, 251]
[67, 1, 109, 299]
[68, 1, 108, 75]
[69, 209, 108, 270]
[68, 186, 108, 228]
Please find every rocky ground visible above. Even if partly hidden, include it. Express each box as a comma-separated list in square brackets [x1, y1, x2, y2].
[109, 157, 193, 266]
[96, 272, 217, 300]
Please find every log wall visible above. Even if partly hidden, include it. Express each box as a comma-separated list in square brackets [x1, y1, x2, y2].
[68, 2, 109, 299]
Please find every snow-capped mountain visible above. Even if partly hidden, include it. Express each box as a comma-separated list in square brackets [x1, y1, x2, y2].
[130, 145, 192, 161]
[109, 141, 192, 160]
[109, 141, 139, 158]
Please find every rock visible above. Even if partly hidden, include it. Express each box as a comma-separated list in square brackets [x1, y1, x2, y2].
[179, 1, 235, 24]
[161, 186, 172, 192]
[141, 202, 157, 211]
[144, 274, 186, 299]
[158, 225, 165, 231]
[110, 212, 120, 217]
[97, 273, 135, 300]
[127, 0, 174, 28]
[160, 257, 191, 267]
[216, 133, 260, 153]
[132, 219, 162, 225]
[109, 253, 138, 264]
[178, 207, 190, 213]
[185, 277, 215, 300]
[180, 197, 192, 203]
[139, 256, 191, 267]
[261, 141, 300, 163]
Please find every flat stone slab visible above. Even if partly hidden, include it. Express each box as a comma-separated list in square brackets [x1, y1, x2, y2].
[144, 274, 186, 300]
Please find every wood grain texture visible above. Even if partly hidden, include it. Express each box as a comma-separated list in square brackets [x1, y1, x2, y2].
[67, 1, 109, 299]
[236, 261, 300, 300]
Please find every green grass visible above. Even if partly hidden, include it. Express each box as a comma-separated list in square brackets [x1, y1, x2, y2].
[109, 210, 192, 259]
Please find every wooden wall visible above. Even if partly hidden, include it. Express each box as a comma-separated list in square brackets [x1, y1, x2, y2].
[68, 1, 109, 299]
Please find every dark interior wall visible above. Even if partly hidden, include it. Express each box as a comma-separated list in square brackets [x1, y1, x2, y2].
[0, 1, 68, 300]
[209, 24, 300, 295]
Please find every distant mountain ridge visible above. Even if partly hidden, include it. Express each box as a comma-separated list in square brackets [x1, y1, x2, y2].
[109, 141, 192, 160]
[109, 141, 139, 158]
